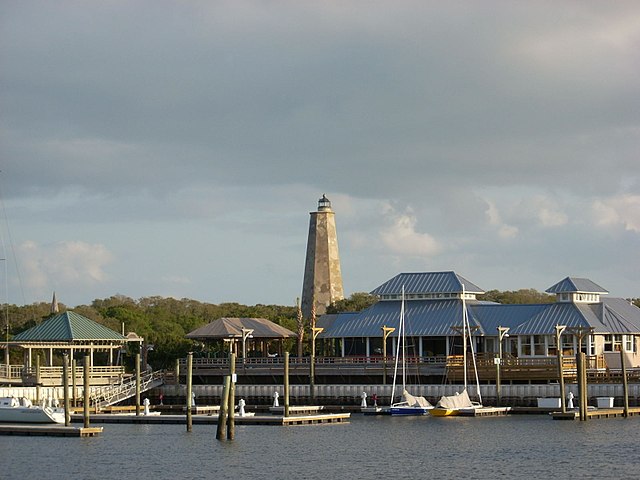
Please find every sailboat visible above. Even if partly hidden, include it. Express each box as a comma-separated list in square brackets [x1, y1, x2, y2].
[389, 286, 432, 416]
[431, 283, 483, 417]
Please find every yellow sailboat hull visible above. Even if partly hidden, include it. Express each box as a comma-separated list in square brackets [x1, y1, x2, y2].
[429, 407, 460, 417]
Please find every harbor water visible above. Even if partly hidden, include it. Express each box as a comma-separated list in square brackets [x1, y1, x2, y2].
[1, 414, 639, 479]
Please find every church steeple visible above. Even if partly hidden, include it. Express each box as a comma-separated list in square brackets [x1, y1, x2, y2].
[301, 195, 344, 319]
[51, 292, 59, 314]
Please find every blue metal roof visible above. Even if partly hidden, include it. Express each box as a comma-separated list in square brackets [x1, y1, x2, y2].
[319, 297, 640, 339]
[507, 303, 589, 335]
[546, 277, 608, 294]
[584, 298, 640, 334]
[370, 271, 484, 296]
[319, 299, 483, 338]
[468, 304, 549, 334]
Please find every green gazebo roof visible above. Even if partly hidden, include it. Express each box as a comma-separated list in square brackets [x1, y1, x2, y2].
[13, 311, 126, 342]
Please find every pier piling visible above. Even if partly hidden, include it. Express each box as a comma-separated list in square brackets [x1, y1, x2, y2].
[186, 352, 193, 432]
[216, 375, 230, 440]
[63, 353, 70, 426]
[83, 356, 90, 428]
[284, 352, 290, 417]
[555, 326, 567, 413]
[72, 358, 77, 407]
[135, 353, 141, 416]
[621, 348, 629, 418]
[227, 353, 236, 440]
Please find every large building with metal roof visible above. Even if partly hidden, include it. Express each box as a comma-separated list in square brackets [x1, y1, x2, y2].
[317, 271, 640, 369]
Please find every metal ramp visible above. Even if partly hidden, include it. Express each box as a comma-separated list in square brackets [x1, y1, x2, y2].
[90, 370, 165, 410]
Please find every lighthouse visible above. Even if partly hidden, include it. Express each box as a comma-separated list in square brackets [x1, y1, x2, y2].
[301, 195, 345, 319]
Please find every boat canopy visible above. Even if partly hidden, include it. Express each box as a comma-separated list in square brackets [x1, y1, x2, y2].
[402, 390, 432, 408]
[436, 389, 473, 410]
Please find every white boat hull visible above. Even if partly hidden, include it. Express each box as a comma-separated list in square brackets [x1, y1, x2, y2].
[0, 407, 65, 424]
[0, 397, 65, 424]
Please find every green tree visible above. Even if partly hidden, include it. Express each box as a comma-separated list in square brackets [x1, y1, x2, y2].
[326, 292, 378, 313]
[478, 289, 554, 304]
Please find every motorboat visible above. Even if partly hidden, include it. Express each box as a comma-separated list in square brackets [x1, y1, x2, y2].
[0, 396, 65, 424]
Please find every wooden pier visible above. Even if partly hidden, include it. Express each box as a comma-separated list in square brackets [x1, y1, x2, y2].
[70, 412, 350, 426]
[269, 405, 325, 415]
[463, 407, 511, 417]
[552, 407, 640, 420]
[0, 424, 103, 437]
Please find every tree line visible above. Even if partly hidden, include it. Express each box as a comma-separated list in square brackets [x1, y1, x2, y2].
[4, 290, 639, 368]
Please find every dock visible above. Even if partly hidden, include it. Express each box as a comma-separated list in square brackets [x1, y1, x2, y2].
[462, 407, 511, 417]
[361, 406, 390, 415]
[0, 424, 103, 437]
[269, 405, 324, 415]
[552, 407, 640, 420]
[70, 412, 350, 426]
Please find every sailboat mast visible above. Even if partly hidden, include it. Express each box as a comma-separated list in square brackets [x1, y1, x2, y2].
[462, 283, 467, 392]
[401, 286, 406, 391]
[467, 296, 483, 404]
[390, 285, 405, 404]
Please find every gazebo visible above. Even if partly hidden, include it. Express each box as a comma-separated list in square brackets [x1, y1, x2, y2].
[4, 310, 135, 385]
[186, 317, 296, 358]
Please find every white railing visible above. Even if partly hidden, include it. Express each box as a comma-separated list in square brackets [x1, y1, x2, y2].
[90, 370, 165, 409]
[0, 364, 24, 380]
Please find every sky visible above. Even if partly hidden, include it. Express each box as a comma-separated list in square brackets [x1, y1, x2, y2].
[0, 1, 639, 308]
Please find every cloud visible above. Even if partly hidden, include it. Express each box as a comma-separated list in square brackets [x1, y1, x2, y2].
[513, 195, 569, 228]
[485, 200, 519, 240]
[380, 204, 441, 257]
[592, 195, 640, 232]
[16, 240, 114, 296]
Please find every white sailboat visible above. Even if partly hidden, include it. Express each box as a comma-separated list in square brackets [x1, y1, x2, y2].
[389, 286, 432, 416]
[431, 283, 482, 416]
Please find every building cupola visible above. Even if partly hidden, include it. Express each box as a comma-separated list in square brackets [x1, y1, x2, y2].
[545, 276, 608, 303]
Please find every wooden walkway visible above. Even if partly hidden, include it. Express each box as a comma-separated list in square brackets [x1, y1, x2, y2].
[465, 407, 511, 417]
[552, 407, 640, 420]
[70, 412, 350, 426]
[0, 424, 103, 437]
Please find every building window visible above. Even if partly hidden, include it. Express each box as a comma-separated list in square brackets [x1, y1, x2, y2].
[560, 335, 574, 356]
[603, 334, 623, 352]
[534, 335, 546, 355]
[624, 335, 636, 353]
